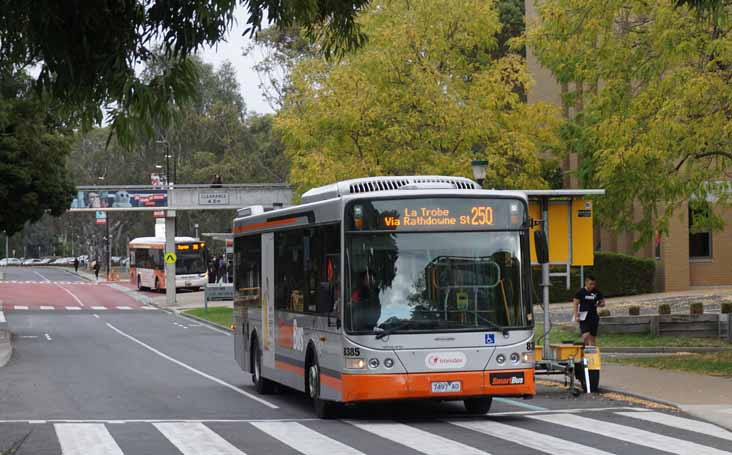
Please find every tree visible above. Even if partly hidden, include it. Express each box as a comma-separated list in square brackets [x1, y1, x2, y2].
[0, 0, 371, 142]
[528, 0, 732, 246]
[0, 70, 75, 236]
[277, 0, 561, 197]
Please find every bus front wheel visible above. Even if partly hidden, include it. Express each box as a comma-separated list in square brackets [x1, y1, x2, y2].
[252, 338, 275, 394]
[464, 397, 492, 414]
[306, 350, 339, 419]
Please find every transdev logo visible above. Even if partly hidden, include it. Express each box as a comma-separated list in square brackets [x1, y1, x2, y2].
[425, 351, 467, 369]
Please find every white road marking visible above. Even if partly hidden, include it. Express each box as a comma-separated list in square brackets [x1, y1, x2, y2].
[177, 314, 232, 336]
[32, 270, 51, 283]
[493, 397, 546, 411]
[487, 407, 651, 417]
[18, 335, 38, 339]
[347, 421, 490, 455]
[154, 422, 247, 455]
[91, 306, 107, 310]
[40, 306, 55, 310]
[142, 306, 157, 310]
[14, 305, 29, 310]
[29, 420, 46, 424]
[617, 411, 732, 442]
[65, 306, 82, 311]
[252, 421, 367, 455]
[116, 306, 132, 310]
[54, 423, 124, 455]
[93, 314, 100, 319]
[55, 283, 85, 307]
[529, 413, 732, 455]
[0, 418, 320, 424]
[105, 322, 278, 409]
[44, 333, 52, 341]
[449, 419, 614, 455]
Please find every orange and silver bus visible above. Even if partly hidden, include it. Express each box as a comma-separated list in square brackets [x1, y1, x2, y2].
[233, 176, 537, 417]
[128, 236, 208, 291]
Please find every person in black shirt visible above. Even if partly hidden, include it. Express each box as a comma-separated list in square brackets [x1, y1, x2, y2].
[573, 275, 606, 346]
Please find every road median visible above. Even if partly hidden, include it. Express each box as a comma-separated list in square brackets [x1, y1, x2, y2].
[0, 310, 12, 368]
[179, 307, 232, 332]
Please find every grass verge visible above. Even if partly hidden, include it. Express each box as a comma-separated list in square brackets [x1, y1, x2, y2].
[535, 324, 729, 348]
[607, 352, 732, 377]
[182, 307, 233, 328]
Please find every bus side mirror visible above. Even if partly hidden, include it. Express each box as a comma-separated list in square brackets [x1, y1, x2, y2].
[534, 230, 549, 264]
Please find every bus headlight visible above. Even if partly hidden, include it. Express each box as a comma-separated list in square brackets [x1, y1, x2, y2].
[510, 353, 520, 364]
[496, 354, 506, 365]
[368, 358, 380, 369]
[522, 352, 535, 363]
[384, 358, 394, 368]
[346, 358, 366, 369]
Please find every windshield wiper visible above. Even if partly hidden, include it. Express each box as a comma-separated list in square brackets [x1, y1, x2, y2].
[374, 320, 418, 340]
[459, 310, 509, 335]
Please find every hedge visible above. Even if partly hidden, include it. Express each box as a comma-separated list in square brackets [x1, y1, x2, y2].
[533, 252, 655, 304]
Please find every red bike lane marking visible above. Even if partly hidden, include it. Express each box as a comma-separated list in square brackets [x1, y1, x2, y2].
[65, 283, 144, 309]
[0, 283, 77, 310]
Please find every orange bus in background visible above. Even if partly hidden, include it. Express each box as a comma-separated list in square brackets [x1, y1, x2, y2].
[128, 236, 208, 291]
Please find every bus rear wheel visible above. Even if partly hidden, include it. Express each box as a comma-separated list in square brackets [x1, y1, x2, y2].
[306, 351, 339, 419]
[251, 339, 275, 394]
[464, 397, 493, 414]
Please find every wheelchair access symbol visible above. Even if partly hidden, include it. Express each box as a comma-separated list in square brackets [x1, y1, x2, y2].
[164, 252, 177, 264]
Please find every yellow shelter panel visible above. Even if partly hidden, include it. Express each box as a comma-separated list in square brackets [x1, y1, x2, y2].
[572, 198, 594, 266]
[528, 202, 541, 264]
[548, 202, 569, 263]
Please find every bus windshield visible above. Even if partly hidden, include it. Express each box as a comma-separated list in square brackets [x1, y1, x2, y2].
[176, 248, 207, 275]
[345, 231, 528, 334]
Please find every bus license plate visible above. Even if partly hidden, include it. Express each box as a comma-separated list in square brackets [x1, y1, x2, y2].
[431, 381, 461, 393]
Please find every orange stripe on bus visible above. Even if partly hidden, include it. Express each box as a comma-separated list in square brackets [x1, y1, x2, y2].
[275, 360, 303, 376]
[234, 218, 297, 233]
[341, 369, 535, 402]
[320, 373, 343, 392]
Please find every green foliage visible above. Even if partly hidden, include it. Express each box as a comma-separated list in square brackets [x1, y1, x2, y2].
[533, 252, 656, 303]
[0, 0, 370, 143]
[722, 302, 732, 314]
[183, 307, 233, 328]
[610, 352, 732, 376]
[659, 304, 672, 315]
[278, 0, 561, 197]
[690, 302, 705, 315]
[598, 308, 611, 317]
[528, 0, 732, 245]
[0, 70, 75, 235]
[628, 305, 641, 316]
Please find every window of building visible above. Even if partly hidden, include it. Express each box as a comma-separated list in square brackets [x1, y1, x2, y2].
[274, 224, 340, 314]
[689, 206, 712, 259]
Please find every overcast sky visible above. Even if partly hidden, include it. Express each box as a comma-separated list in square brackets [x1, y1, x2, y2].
[197, 6, 274, 115]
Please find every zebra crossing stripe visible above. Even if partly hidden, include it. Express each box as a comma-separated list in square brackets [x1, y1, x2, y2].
[616, 411, 732, 442]
[66, 306, 82, 311]
[91, 306, 108, 311]
[40, 306, 55, 310]
[528, 413, 732, 455]
[116, 306, 133, 310]
[14, 305, 28, 310]
[54, 423, 124, 455]
[448, 419, 614, 455]
[252, 421, 367, 455]
[346, 421, 490, 455]
[154, 422, 246, 455]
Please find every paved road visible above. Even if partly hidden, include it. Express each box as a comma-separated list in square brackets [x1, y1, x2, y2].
[2, 269, 732, 454]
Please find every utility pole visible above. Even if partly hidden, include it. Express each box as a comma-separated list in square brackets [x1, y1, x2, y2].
[106, 212, 112, 280]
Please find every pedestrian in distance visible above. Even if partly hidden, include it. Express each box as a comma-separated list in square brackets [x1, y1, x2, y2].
[211, 174, 223, 188]
[573, 275, 606, 346]
[93, 260, 100, 281]
[73, 258, 79, 273]
[218, 256, 226, 283]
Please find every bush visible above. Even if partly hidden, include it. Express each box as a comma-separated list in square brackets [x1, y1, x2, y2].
[532, 252, 656, 303]
[690, 302, 704, 315]
[658, 304, 671, 315]
[722, 303, 732, 314]
[598, 308, 610, 317]
[628, 305, 640, 316]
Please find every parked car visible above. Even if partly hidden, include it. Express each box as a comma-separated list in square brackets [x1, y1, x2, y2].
[38, 258, 54, 265]
[0, 258, 21, 266]
[22, 258, 41, 266]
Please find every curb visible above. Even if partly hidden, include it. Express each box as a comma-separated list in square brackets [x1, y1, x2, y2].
[177, 311, 232, 333]
[538, 376, 680, 410]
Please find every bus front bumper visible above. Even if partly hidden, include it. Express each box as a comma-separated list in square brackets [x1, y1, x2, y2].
[339, 368, 534, 402]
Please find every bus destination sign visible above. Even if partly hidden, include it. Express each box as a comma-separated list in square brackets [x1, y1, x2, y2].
[348, 198, 525, 231]
[383, 206, 493, 228]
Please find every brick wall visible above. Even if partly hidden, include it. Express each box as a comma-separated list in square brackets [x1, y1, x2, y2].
[660, 204, 690, 291]
[689, 206, 732, 286]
